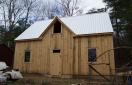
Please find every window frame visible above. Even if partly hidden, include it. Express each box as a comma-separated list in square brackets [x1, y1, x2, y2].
[24, 51, 31, 63]
[53, 20, 62, 33]
[53, 49, 61, 53]
[88, 48, 97, 62]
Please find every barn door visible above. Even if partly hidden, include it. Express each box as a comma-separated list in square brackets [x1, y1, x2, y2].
[50, 49, 61, 76]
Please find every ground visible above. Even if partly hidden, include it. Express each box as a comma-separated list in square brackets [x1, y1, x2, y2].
[8, 74, 89, 85]
[7, 73, 124, 85]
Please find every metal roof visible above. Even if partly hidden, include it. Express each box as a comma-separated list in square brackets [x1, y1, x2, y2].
[15, 12, 113, 40]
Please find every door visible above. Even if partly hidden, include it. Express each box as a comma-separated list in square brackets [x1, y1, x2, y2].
[50, 50, 61, 76]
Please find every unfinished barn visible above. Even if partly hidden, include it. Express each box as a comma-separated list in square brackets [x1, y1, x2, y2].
[14, 12, 115, 77]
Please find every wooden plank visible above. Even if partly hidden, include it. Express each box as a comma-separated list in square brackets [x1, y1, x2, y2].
[80, 37, 88, 75]
[78, 38, 81, 74]
[73, 38, 79, 75]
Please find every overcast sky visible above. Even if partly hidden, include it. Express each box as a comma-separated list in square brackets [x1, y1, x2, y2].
[47, 0, 106, 13]
[80, 0, 106, 13]
[0, 0, 106, 23]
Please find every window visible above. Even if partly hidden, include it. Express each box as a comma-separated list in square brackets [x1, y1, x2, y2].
[24, 51, 30, 62]
[53, 20, 61, 33]
[53, 49, 60, 53]
[88, 48, 96, 62]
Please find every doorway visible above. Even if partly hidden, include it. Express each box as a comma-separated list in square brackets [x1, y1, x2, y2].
[50, 49, 61, 76]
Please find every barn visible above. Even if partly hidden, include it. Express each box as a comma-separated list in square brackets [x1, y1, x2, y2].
[14, 12, 115, 77]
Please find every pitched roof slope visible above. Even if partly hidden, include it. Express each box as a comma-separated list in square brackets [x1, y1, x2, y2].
[15, 12, 113, 41]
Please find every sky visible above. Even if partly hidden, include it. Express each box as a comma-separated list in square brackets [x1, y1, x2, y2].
[47, 0, 106, 13]
[80, 0, 106, 13]
[0, 0, 106, 24]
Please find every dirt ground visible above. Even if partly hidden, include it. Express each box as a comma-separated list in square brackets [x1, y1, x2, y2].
[8, 73, 123, 85]
[6, 73, 127, 85]
[8, 74, 91, 85]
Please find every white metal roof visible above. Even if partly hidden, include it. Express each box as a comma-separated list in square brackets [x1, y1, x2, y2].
[15, 12, 113, 40]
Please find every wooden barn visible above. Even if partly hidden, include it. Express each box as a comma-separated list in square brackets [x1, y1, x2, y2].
[0, 44, 14, 67]
[14, 13, 115, 77]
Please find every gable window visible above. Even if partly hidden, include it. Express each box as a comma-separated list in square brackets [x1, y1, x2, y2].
[53, 49, 60, 53]
[53, 20, 61, 33]
[88, 48, 96, 62]
[24, 51, 30, 62]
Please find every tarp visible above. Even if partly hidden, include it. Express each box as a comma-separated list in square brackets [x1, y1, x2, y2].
[0, 75, 7, 82]
[5, 70, 23, 79]
[0, 62, 8, 71]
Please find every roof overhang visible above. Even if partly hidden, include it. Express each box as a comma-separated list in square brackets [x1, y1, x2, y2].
[73, 32, 113, 37]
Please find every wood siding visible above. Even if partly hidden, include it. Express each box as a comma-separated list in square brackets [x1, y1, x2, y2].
[73, 35, 115, 75]
[14, 20, 115, 76]
[14, 23, 75, 75]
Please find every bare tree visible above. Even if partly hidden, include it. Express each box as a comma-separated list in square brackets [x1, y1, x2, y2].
[56, 0, 83, 16]
[22, 0, 37, 28]
[1, 6, 7, 29]
[35, 0, 82, 20]
[40, 1, 54, 19]
[0, 0, 24, 31]
[34, 1, 62, 20]
[0, 0, 38, 47]
[0, 0, 38, 31]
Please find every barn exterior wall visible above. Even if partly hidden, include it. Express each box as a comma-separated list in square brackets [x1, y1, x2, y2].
[73, 35, 115, 76]
[14, 23, 75, 75]
[14, 22, 115, 77]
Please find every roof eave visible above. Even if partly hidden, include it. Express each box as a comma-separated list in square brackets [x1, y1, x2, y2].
[73, 32, 113, 37]
[15, 38, 42, 42]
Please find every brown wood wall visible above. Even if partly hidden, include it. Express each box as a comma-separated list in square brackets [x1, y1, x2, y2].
[14, 21, 115, 76]
[73, 35, 115, 75]
[14, 23, 75, 75]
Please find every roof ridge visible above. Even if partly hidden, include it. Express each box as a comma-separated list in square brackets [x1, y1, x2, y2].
[60, 12, 108, 19]
[35, 12, 108, 23]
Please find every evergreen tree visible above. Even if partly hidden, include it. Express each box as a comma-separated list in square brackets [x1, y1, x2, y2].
[103, 0, 132, 68]
[104, 0, 132, 46]
[0, 19, 30, 50]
